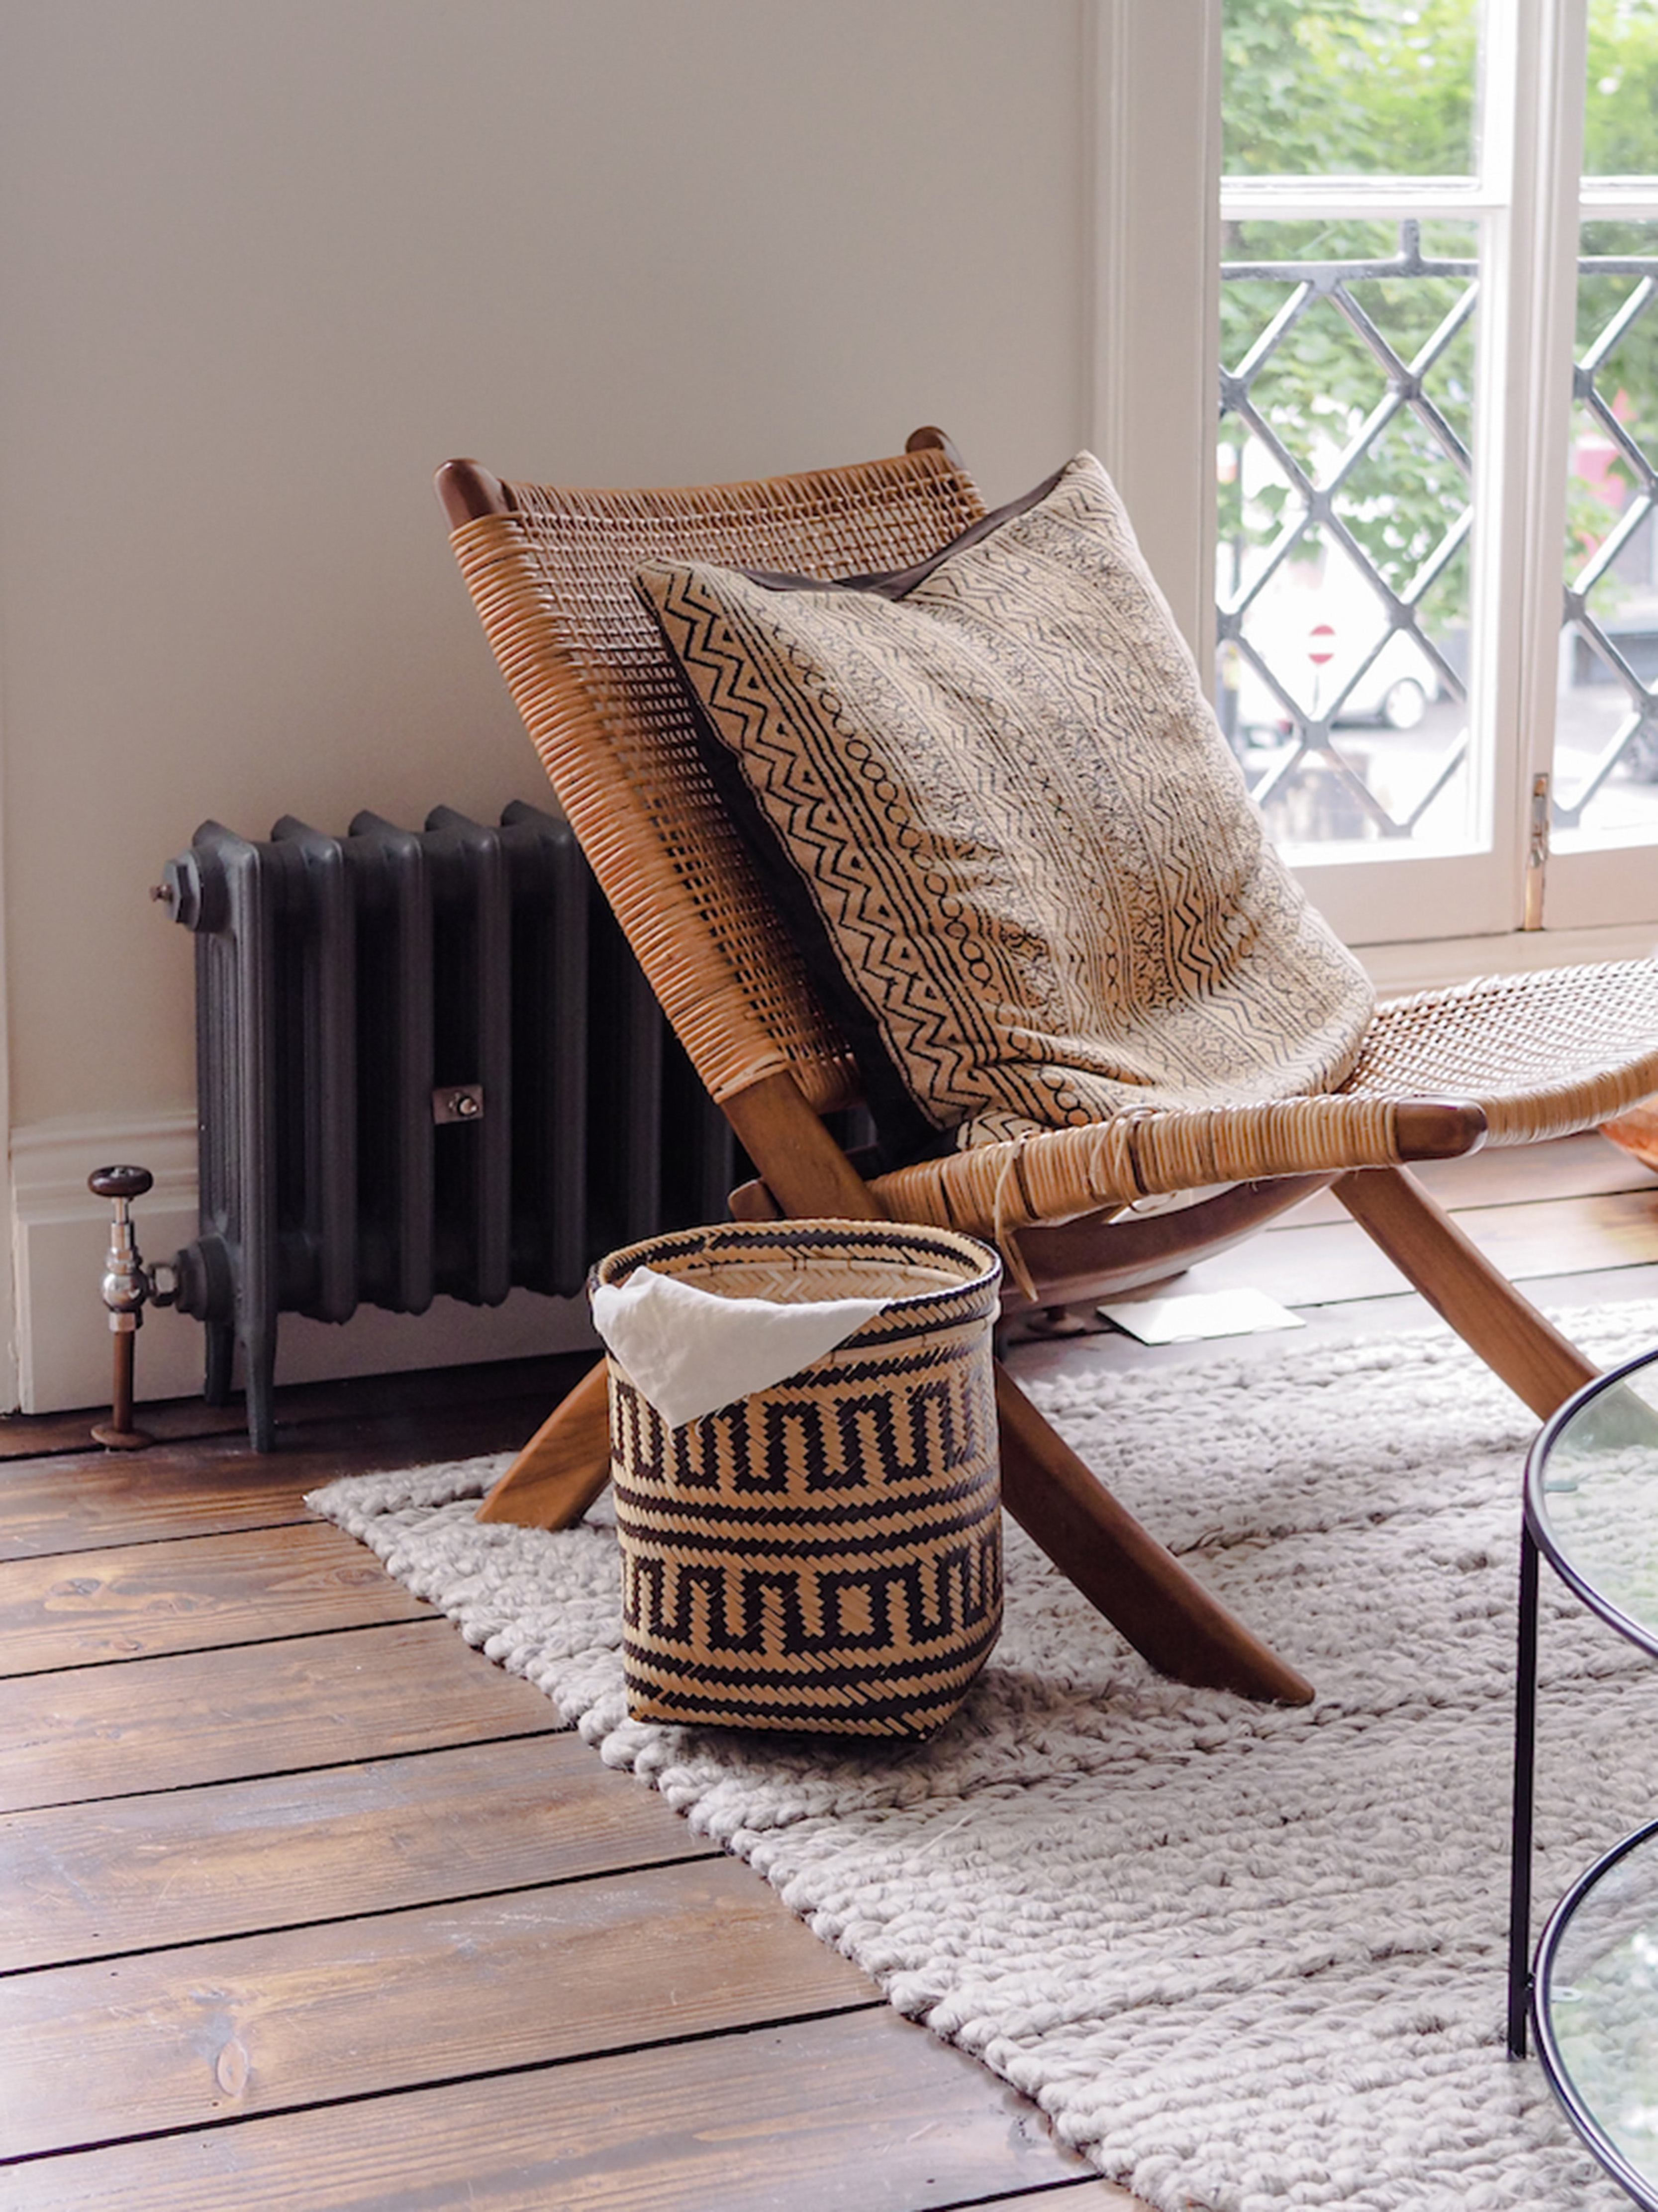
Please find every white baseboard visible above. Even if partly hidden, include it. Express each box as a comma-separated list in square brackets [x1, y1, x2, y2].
[9, 1111, 597, 1416]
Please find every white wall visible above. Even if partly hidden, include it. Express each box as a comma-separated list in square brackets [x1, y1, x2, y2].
[0, 0, 1218, 1411]
[1087, 0, 1221, 657]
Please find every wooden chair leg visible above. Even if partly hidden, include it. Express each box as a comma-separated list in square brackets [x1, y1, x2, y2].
[476, 1358, 612, 1528]
[994, 1363, 1314, 1704]
[1334, 1164, 1598, 1420]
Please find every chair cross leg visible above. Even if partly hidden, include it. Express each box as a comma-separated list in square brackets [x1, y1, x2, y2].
[477, 1357, 611, 1527]
[994, 1362, 1313, 1704]
[1333, 1165, 1598, 1422]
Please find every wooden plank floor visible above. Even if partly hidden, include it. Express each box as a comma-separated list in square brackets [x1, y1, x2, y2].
[2, 1138, 1656, 2209]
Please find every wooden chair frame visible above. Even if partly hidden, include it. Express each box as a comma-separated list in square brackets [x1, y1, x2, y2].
[435, 430, 1655, 1709]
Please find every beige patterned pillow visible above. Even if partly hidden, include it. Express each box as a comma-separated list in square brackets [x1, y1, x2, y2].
[635, 453, 1373, 1158]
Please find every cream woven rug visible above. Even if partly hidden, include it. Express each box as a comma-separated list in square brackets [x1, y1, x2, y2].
[309, 1302, 1658, 2212]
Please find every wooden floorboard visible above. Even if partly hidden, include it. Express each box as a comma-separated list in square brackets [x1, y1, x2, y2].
[2, 1137, 1652, 2209]
[0, 1736, 717, 1972]
[0, 1523, 431, 1676]
[0, 1621, 559, 1814]
[1, 2011, 1116, 2212]
[3, 1859, 879, 2160]
[0, 1394, 552, 1561]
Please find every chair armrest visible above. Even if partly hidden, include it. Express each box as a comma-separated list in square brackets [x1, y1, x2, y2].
[871, 1093, 1487, 1238]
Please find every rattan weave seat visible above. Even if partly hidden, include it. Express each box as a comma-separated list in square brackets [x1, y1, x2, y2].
[438, 429, 1658, 1708]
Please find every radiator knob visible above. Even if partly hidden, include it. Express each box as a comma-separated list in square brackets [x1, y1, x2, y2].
[90, 1165, 154, 1205]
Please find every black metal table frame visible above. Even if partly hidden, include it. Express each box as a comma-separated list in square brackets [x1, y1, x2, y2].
[1507, 1345, 1658, 2210]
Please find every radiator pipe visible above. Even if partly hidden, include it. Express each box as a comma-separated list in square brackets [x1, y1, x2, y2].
[89, 1166, 176, 1451]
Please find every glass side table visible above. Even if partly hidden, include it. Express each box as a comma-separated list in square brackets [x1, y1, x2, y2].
[1509, 1344, 1658, 2210]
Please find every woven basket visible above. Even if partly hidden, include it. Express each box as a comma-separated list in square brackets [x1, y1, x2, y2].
[597, 1218, 1003, 1738]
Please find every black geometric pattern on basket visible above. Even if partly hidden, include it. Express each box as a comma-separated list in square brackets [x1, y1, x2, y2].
[636, 453, 1374, 1153]
[612, 1329, 1001, 1739]
[621, 1529, 1002, 1659]
[612, 1351, 991, 1496]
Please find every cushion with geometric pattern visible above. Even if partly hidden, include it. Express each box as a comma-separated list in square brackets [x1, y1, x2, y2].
[635, 452, 1373, 1166]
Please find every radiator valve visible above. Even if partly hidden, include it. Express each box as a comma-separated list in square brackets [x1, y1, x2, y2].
[89, 1165, 177, 1450]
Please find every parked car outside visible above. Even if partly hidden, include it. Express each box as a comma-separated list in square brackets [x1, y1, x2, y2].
[1221, 573, 1447, 750]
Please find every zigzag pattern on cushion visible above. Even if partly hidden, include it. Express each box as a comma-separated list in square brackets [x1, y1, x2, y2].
[638, 455, 1375, 1150]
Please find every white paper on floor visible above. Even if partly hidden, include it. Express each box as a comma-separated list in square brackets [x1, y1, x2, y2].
[1097, 1285, 1305, 1343]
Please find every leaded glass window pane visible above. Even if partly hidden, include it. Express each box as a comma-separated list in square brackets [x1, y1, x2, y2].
[1218, 215, 1478, 851]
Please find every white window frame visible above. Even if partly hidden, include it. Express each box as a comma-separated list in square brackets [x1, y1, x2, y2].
[1545, 157, 1658, 928]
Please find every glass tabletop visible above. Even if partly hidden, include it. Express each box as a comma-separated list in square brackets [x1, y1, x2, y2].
[1537, 1820, 1658, 2212]
[1527, 1347, 1658, 1657]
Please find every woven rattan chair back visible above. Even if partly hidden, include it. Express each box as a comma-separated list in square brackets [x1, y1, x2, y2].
[441, 430, 985, 1121]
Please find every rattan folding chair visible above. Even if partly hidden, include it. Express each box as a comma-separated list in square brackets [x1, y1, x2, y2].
[437, 428, 1658, 1707]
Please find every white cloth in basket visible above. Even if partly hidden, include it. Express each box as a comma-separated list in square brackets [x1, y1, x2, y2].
[590, 1264, 889, 1429]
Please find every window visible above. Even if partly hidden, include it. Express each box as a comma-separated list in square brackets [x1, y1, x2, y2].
[1218, 0, 1658, 947]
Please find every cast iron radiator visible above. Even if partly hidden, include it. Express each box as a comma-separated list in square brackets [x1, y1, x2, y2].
[158, 802, 741, 1450]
